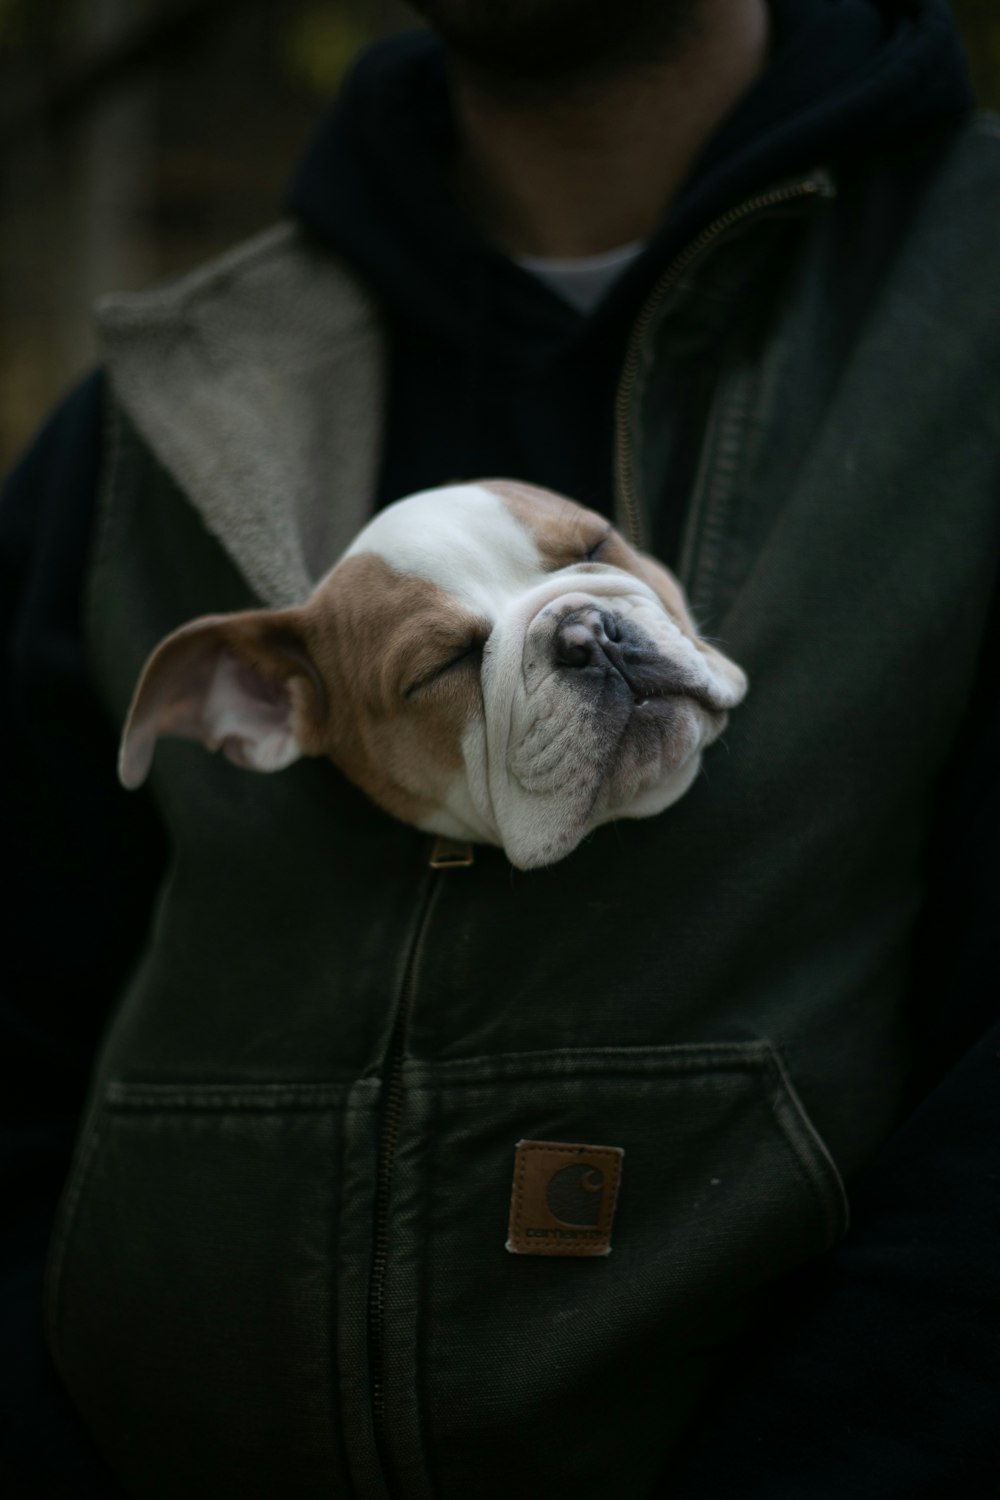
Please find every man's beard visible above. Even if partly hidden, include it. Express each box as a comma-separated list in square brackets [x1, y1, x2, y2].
[408, 0, 703, 98]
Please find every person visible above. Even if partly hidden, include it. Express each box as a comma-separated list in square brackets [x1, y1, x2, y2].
[2, 0, 998, 1494]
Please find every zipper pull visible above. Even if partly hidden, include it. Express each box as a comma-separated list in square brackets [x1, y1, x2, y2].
[428, 835, 475, 869]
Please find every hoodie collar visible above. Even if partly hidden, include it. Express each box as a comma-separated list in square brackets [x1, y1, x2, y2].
[287, 1, 973, 349]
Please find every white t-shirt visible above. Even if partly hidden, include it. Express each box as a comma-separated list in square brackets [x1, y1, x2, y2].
[514, 239, 646, 314]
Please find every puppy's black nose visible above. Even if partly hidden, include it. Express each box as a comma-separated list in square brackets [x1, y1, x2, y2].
[554, 607, 622, 670]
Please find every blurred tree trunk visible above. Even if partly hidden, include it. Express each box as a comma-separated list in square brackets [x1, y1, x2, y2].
[70, 0, 154, 369]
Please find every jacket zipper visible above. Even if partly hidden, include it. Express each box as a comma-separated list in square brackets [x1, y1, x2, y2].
[613, 170, 834, 551]
[363, 172, 832, 1489]
[367, 855, 446, 1491]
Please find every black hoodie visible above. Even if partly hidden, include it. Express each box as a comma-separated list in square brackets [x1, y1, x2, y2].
[1, 3, 990, 1494]
[288, 0, 972, 548]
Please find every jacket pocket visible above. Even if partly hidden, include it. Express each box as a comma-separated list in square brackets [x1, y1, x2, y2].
[45, 1078, 366, 1500]
[379, 1041, 847, 1500]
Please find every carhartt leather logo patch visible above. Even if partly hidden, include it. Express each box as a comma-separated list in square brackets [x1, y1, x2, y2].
[506, 1140, 624, 1257]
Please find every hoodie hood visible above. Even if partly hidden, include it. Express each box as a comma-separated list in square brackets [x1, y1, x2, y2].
[285, 0, 973, 519]
[288, 1, 973, 347]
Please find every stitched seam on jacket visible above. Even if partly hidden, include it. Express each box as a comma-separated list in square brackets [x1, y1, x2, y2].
[761, 1049, 850, 1246]
[44, 1111, 107, 1365]
[104, 1081, 351, 1111]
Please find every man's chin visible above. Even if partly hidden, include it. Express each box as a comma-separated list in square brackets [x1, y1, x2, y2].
[408, 0, 701, 93]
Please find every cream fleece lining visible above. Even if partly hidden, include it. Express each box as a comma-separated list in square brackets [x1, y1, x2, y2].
[96, 222, 386, 608]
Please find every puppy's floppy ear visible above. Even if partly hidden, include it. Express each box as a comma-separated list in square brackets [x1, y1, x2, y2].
[118, 609, 325, 790]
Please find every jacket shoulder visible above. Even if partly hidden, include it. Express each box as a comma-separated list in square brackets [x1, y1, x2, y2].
[944, 110, 1000, 181]
[914, 110, 1000, 205]
[96, 220, 380, 352]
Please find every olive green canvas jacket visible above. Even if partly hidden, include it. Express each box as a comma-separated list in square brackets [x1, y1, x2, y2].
[46, 116, 1000, 1499]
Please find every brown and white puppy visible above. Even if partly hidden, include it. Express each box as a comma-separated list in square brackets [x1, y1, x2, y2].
[119, 481, 747, 869]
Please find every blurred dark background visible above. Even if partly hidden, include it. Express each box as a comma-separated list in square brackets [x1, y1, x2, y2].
[1, 0, 997, 471]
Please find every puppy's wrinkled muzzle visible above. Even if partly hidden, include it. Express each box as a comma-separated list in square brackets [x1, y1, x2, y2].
[553, 605, 622, 671]
[118, 480, 748, 869]
[543, 602, 711, 708]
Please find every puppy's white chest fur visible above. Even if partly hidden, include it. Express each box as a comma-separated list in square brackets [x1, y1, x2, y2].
[119, 480, 748, 868]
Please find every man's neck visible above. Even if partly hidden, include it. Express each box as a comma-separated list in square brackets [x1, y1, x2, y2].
[451, 0, 772, 260]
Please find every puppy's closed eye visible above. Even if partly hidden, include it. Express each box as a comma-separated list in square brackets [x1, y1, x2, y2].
[580, 533, 610, 563]
[403, 636, 487, 700]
